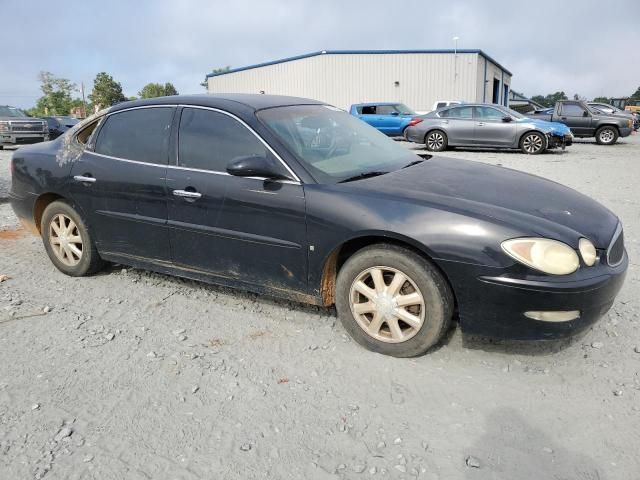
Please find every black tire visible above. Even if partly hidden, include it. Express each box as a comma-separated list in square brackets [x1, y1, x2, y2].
[41, 200, 104, 276]
[424, 130, 448, 152]
[595, 126, 618, 145]
[520, 131, 547, 154]
[335, 244, 454, 357]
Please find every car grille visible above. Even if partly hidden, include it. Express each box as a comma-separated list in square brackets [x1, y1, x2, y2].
[606, 223, 624, 266]
[11, 122, 45, 133]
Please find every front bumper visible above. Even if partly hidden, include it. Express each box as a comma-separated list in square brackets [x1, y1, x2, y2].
[547, 133, 573, 149]
[438, 253, 628, 340]
[619, 127, 632, 138]
[1, 132, 49, 146]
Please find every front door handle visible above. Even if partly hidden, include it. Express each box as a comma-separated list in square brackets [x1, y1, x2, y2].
[173, 189, 202, 199]
[73, 175, 96, 183]
[477, 122, 485, 126]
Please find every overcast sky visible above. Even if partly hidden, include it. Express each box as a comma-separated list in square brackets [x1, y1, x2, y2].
[1, 0, 638, 109]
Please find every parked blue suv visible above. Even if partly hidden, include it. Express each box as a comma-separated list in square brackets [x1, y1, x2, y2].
[349, 102, 421, 136]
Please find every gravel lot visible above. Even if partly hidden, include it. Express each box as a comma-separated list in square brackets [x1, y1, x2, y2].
[1, 135, 639, 480]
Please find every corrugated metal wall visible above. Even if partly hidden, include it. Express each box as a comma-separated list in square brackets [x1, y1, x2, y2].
[207, 53, 495, 112]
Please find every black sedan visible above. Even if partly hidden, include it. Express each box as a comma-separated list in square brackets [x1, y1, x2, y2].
[9, 95, 627, 357]
[44, 116, 80, 140]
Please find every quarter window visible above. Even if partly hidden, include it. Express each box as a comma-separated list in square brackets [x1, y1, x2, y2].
[94, 107, 174, 164]
[178, 108, 270, 172]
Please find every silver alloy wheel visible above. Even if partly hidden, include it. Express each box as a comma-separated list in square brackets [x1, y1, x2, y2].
[49, 213, 83, 267]
[427, 132, 444, 150]
[599, 129, 614, 143]
[522, 133, 544, 153]
[349, 266, 426, 343]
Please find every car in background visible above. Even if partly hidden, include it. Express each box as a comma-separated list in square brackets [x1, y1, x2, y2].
[9, 94, 627, 357]
[0, 106, 48, 150]
[588, 103, 639, 131]
[349, 102, 422, 136]
[531, 100, 633, 145]
[44, 116, 80, 140]
[405, 103, 572, 154]
[432, 100, 462, 111]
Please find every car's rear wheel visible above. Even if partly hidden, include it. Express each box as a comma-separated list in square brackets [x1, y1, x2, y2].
[424, 130, 448, 152]
[520, 131, 546, 154]
[41, 200, 104, 276]
[336, 244, 454, 357]
[595, 126, 618, 145]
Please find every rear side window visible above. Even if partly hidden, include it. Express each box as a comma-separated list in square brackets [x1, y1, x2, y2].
[94, 107, 174, 164]
[441, 106, 473, 119]
[375, 105, 395, 115]
[560, 104, 587, 117]
[360, 106, 376, 115]
[178, 108, 269, 172]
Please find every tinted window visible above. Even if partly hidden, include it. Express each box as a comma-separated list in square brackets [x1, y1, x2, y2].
[178, 108, 269, 172]
[441, 106, 473, 119]
[561, 104, 587, 117]
[95, 107, 173, 164]
[360, 106, 376, 115]
[474, 106, 506, 120]
[436, 102, 447, 109]
[45, 118, 58, 128]
[376, 105, 395, 115]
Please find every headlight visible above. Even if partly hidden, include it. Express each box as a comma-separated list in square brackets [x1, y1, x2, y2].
[0, 121, 9, 132]
[501, 238, 579, 275]
[578, 238, 596, 266]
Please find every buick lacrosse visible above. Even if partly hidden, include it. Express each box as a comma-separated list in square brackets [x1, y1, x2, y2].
[9, 95, 627, 357]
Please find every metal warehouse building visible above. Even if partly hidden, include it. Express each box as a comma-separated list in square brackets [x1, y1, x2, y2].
[206, 49, 512, 112]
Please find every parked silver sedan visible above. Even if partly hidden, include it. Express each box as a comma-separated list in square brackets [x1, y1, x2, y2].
[405, 104, 573, 154]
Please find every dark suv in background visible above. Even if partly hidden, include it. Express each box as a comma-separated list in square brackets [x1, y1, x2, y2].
[0, 106, 48, 149]
[44, 116, 80, 140]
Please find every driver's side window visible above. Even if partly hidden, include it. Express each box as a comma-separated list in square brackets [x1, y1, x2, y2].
[560, 104, 587, 117]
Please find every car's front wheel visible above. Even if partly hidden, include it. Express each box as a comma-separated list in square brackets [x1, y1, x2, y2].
[424, 130, 448, 152]
[41, 200, 104, 276]
[336, 244, 454, 357]
[520, 131, 546, 154]
[595, 126, 618, 145]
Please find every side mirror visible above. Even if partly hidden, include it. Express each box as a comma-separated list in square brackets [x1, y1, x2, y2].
[502, 116, 512, 122]
[583, 111, 589, 117]
[390, 111, 399, 116]
[227, 155, 291, 180]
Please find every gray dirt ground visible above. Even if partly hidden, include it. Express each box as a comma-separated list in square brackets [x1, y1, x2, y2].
[0, 135, 639, 480]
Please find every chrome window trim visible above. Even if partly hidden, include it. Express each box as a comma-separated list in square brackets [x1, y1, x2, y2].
[88, 151, 300, 185]
[177, 104, 301, 183]
[606, 222, 624, 267]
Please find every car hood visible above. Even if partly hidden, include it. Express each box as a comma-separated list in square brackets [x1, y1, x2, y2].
[346, 157, 618, 247]
[517, 117, 572, 136]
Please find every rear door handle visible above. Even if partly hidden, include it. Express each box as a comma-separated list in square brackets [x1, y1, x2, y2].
[173, 189, 202, 199]
[73, 175, 96, 183]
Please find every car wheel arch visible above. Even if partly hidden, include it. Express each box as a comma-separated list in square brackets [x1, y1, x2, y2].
[318, 233, 457, 309]
[33, 193, 89, 234]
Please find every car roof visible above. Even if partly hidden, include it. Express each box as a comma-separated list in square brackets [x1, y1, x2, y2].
[108, 94, 325, 114]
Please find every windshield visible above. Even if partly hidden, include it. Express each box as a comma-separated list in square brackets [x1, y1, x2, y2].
[258, 105, 419, 184]
[394, 103, 416, 115]
[0, 106, 28, 117]
[55, 117, 79, 125]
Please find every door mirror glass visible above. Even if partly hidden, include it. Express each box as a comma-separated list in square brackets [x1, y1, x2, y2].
[227, 155, 290, 180]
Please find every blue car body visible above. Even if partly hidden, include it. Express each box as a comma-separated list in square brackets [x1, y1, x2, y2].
[523, 118, 573, 137]
[349, 102, 417, 136]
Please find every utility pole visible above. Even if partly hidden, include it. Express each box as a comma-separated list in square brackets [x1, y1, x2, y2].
[453, 36, 460, 83]
[80, 82, 87, 118]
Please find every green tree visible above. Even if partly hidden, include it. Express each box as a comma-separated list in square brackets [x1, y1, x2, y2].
[138, 82, 179, 98]
[89, 72, 126, 109]
[31, 71, 76, 116]
[200, 66, 231, 88]
[530, 91, 568, 108]
[592, 96, 610, 103]
[630, 86, 640, 99]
